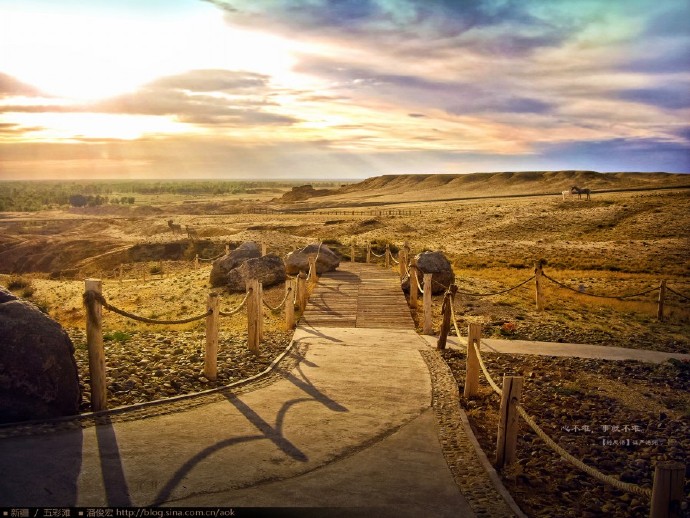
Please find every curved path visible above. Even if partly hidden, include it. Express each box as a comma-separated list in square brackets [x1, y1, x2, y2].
[0, 263, 518, 517]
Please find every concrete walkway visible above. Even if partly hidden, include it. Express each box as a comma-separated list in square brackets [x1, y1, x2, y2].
[0, 327, 476, 516]
[421, 335, 690, 363]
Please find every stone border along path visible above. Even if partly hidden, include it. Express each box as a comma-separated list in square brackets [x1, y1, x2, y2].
[0, 263, 519, 516]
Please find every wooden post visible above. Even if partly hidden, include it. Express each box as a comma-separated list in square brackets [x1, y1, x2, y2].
[423, 273, 433, 334]
[650, 461, 685, 518]
[534, 260, 545, 311]
[657, 280, 666, 322]
[204, 292, 219, 381]
[297, 272, 307, 312]
[257, 282, 264, 343]
[496, 375, 523, 469]
[84, 279, 107, 412]
[409, 258, 418, 309]
[225, 244, 230, 255]
[366, 243, 371, 263]
[261, 241, 267, 256]
[385, 244, 390, 269]
[195, 254, 199, 270]
[351, 241, 355, 263]
[308, 255, 317, 287]
[464, 323, 481, 398]
[398, 250, 406, 279]
[437, 285, 458, 350]
[285, 279, 295, 329]
[246, 279, 260, 355]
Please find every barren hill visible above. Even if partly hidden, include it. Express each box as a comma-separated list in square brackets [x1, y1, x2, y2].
[308, 171, 689, 205]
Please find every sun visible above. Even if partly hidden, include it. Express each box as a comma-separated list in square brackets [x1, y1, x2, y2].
[0, 3, 299, 102]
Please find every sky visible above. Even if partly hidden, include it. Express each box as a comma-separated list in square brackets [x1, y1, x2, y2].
[0, 0, 689, 180]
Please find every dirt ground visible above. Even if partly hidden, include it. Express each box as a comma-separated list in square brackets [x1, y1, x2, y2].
[1, 176, 689, 516]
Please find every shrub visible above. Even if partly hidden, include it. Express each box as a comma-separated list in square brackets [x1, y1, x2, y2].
[104, 331, 131, 343]
[6, 275, 32, 291]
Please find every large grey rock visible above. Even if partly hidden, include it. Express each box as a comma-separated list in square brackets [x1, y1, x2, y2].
[285, 243, 339, 275]
[403, 251, 455, 295]
[226, 255, 287, 293]
[210, 242, 261, 287]
[0, 287, 81, 423]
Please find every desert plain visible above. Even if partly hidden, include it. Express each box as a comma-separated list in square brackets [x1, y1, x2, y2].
[1, 170, 689, 516]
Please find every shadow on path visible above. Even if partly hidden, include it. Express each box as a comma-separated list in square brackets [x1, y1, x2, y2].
[151, 346, 348, 505]
[0, 426, 83, 506]
[95, 416, 132, 506]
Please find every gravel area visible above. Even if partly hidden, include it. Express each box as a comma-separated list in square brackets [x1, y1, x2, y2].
[440, 348, 690, 517]
[68, 328, 293, 412]
[420, 349, 518, 517]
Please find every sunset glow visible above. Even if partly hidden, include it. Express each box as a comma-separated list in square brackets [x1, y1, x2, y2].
[1, 0, 688, 179]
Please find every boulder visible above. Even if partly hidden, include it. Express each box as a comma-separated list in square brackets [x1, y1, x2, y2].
[0, 287, 81, 423]
[403, 250, 454, 295]
[285, 243, 339, 275]
[226, 254, 287, 293]
[210, 241, 261, 287]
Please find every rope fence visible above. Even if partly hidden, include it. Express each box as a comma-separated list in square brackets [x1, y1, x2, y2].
[666, 285, 690, 301]
[263, 287, 292, 313]
[219, 290, 252, 317]
[543, 272, 660, 300]
[454, 275, 535, 298]
[441, 305, 681, 514]
[197, 253, 224, 263]
[83, 290, 211, 325]
[81, 271, 310, 413]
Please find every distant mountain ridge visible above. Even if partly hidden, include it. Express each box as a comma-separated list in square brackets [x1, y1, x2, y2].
[306, 171, 690, 205]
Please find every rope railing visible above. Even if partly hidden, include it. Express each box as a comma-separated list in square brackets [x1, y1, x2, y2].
[263, 287, 292, 312]
[667, 285, 690, 301]
[415, 270, 425, 294]
[515, 405, 652, 498]
[307, 242, 324, 281]
[219, 289, 252, 317]
[432, 278, 450, 292]
[198, 253, 224, 262]
[542, 273, 659, 300]
[470, 336, 503, 396]
[83, 290, 211, 325]
[390, 254, 400, 265]
[370, 250, 386, 258]
[448, 308, 655, 501]
[455, 275, 535, 298]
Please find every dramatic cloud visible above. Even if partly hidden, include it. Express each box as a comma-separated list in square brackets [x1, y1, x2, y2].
[1, 0, 688, 178]
[0, 73, 43, 97]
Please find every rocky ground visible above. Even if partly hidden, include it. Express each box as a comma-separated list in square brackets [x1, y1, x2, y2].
[68, 328, 292, 411]
[441, 348, 690, 517]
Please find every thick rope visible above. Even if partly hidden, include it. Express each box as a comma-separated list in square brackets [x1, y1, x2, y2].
[263, 287, 292, 312]
[415, 270, 425, 294]
[83, 290, 211, 325]
[198, 253, 224, 262]
[306, 242, 324, 281]
[515, 405, 652, 498]
[219, 290, 251, 317]
[449, 302, 465, 344]
[370, 250, 386, 258]
[667, 285, 690, 301]
[455, 275, 535, 298]
[390, 254, 400, 265]
[474, 345, 503, 396]
[432, 278, 450, 291]
[446, 292, 654, 500]
[542, 273, 659, 300]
